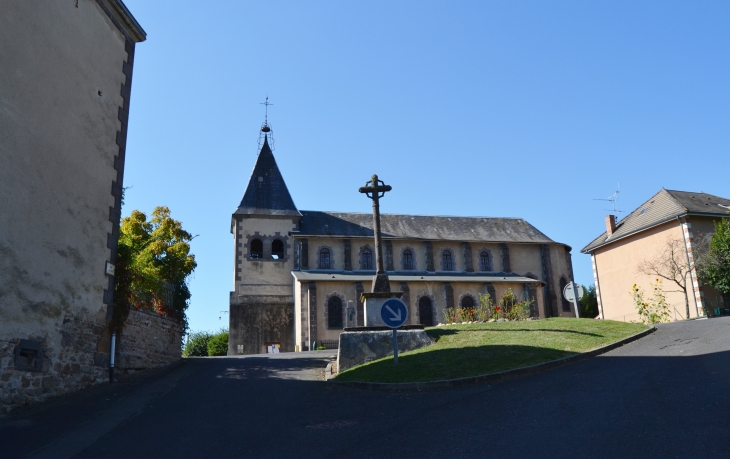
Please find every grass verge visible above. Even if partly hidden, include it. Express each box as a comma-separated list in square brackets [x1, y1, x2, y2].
[334, 318, 648, 383]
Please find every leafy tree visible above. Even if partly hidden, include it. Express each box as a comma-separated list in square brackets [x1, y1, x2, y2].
[113, 206, 197, 330]
[578, 284, 599, 318]
[183, 331, 212, 357]
[207, 330, 229, 356]
[699, 217, 730, 296]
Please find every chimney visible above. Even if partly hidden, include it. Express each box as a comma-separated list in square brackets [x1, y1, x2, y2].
[605, 215, 616, 236]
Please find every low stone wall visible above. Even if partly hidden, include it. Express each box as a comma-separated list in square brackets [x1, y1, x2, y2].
[0, 310, 109, 415]
[116, 308, 183, 374]
[337, 330, 434, 373]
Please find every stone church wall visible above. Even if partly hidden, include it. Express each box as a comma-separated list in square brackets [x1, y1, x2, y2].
[229, 298, 295, 355]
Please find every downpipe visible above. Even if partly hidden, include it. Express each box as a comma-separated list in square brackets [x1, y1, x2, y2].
[109, 332, 116, 383]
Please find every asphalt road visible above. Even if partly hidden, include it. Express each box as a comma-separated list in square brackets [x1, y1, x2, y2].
[2, 317, 730, 459]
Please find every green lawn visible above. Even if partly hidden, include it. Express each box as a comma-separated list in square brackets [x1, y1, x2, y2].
[334, 318, 648, 383]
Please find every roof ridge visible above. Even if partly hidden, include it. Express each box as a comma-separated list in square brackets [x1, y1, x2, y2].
[300, 210, 524, 220]
[662, 189, 689, 212]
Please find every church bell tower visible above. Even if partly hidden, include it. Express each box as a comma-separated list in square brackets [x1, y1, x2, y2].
[228, 101, 301, 355]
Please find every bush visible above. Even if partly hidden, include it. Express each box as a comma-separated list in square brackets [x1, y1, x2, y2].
[183, 331, 212, 357]
[207, 330, 229, 356]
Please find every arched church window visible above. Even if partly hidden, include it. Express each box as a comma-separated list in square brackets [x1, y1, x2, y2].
[328, 296, 343, 328]
[250, 239, 263, 259]
[272, 239, 284, 260]
[419, 296, 434, 326]
[461, 296, 475, 309]
[319, 248, 330, 269]
[479, 251, 491, 271]
[403, 250, 413, 270]
[442, 250, 453, 271]
[559, 277, 571, 312]
[362, 248, 373, 270]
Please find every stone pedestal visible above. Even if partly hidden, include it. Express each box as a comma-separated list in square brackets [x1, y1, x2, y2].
[361, 292, 404, 327]
[337, 329, 434, 373]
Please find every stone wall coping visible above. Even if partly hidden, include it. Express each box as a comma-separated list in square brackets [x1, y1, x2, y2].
[330, 325, 656, 391]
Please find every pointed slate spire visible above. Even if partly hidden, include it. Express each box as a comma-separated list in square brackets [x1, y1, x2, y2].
[234, 135, 301, 217]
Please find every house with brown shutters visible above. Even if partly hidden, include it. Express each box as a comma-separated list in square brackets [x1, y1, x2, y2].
[581, 189, 730, 322]
[228, 122, 578, 355]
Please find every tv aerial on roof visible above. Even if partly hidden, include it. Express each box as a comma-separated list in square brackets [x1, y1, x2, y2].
[593, 184, 623, 216]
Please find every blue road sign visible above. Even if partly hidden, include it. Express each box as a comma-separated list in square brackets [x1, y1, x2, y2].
[381, 298, 408, 328]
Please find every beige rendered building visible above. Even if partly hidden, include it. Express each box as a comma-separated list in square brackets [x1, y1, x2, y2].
[0, 1, 145, 413]
[581, 189, 730, 322]
[229, 124, 578, 355]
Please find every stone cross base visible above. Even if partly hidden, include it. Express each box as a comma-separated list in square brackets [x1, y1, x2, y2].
[337, 329, 434, 373]
[361, 292, 404, 327]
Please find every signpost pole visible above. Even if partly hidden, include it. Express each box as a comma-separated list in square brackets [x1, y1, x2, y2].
[572, 284, 581, 319]
[392, 329, 398, 365]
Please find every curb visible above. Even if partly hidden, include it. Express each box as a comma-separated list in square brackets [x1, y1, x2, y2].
[329, 325, 656, 391]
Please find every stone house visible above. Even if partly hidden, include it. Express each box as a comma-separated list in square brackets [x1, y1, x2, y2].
[229, 125, 577, 355]
[581, 189, 730, 322]
[0, 1, 181, 414]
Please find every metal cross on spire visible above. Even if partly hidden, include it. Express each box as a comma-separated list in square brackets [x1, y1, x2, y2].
[359, 174, 393, 293]
[260, 96, 273, 125]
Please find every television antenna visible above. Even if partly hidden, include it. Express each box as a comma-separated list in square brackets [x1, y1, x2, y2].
[593, 184, 623, 215]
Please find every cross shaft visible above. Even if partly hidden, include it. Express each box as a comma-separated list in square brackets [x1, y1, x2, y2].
[359, 174, 392, 292]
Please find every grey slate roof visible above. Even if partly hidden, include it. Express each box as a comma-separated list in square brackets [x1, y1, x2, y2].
[296, 211, 555, 244]
[581, 189, 730, 253]
[233, 135, 301, 217]
[292, 271, 546, 285]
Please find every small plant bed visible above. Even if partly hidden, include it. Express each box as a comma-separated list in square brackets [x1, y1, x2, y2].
[334, 318, 647, 384]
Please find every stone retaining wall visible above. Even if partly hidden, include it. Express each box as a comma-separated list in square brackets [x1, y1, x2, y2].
[0, 310, 109, 415]
[0, 308, 183, 415]
[337, 329, 434, 373]
[116, 308, 184, 375]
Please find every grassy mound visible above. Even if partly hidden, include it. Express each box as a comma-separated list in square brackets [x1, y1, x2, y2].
[334, 318, 647, 383]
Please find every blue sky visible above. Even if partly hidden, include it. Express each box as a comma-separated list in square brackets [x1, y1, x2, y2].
[121, 1, 730, 333]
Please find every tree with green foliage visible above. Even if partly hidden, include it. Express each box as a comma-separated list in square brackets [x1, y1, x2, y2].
[578, 284, 599, 318]
[182, 331, 212, 357]
[113, 206, 197, 331]
[699, 217, 730, 296]
[207, 330, 229, 356]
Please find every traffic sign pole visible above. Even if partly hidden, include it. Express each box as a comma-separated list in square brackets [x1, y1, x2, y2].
[571, 284, 580, 319]
[392, 329, 398, 364]
[380, 298, 408, 365]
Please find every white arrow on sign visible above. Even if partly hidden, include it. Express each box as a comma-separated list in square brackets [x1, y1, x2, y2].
[385, 305, 402, 322]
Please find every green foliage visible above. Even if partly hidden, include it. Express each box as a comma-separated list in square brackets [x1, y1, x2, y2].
[630, 279, 670, 324]
[316, 345, 326, 351]
[207, 330, 229, 356]
[183, 331, 212, 357]
[499, 288, 533, 321]
[579, 284, 599, 318]
[476, 293, 495, 322]
[114, 206, 197, 330]
[700, 217, 730, 295]
[183, 330, 228, 356]
[442, 291, 532, 323]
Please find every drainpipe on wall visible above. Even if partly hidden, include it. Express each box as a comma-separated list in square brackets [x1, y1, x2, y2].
[109, 332, 116, 383]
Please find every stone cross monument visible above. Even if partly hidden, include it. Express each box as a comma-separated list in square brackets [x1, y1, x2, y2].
[359, 174, 392, 293]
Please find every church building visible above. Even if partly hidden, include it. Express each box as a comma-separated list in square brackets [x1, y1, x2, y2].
[229, 122, 577, 355]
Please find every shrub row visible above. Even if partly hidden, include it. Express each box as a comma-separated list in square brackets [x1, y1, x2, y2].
[183, 329, 229, 356]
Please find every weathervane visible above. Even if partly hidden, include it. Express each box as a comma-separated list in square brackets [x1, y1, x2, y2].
[260, 96, 273, 128]
[257, 96, 274, 151]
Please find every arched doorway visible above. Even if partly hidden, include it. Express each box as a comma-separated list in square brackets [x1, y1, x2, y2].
[419, 296, 434, 326]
